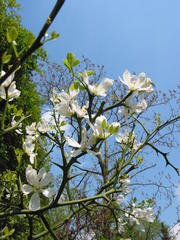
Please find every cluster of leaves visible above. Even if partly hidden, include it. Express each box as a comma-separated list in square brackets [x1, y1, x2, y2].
[0, 0, 50, 238]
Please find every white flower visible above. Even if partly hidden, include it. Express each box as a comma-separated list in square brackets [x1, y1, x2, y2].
[83, 71, 114, 97]
[26, 122, 37, 136]
[69, 87, 79, 99]
[71, 101, 87, 118]
[0, 86, 6, 100]
[117, 217, 127, 234]
[116, 129, 139, 150]
[11, 116, 23, 134]
[119, 98, 148, 118]
[120, 70, 153, 93]
[133, 98, 147, 113]
[8, 82, 21, 101]
[127, 206, 155, 226]
[90, 115, 109, 139]
[120, 178, 131, 186]
[0, 71, 21, 101]
[37, 119, 50, 133]
[22, 165, 56, 211]
[23, 137, 35, 160]
[86, 115, 120, 139]
[29, 153, 37, 165]
[24, 123, 40, 164]
[55, 99, 72, 116]
[42, 111, 68, 132]
[51, 87, 78, 104]
[66, 128, 98, 157]
[1, 70, 15, 87]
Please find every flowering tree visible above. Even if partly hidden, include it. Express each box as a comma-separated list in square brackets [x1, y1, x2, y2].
[0, 1, 180, 239]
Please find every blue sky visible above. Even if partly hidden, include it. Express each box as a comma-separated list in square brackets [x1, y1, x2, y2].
[18, 0, 180, 226]
[18, 0, 180, 91]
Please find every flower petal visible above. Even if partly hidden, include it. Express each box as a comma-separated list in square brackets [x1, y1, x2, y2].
[26, 165, 39, 186]
[38, 167, 46, 180]
[87, 149, 100, 155]
[83, 71, 89, 85]
[42, 188, 56, 198]
[22, 184, 33, 195]
[66, 137, 81, 148]
[0, 86, 6, 100]
[29, 192, 40, 211]
[40, 172, 53, 187]
[70, 149, 82, 157]
[1, 71, 15, 87]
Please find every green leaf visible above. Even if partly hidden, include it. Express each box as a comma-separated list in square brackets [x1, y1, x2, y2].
[70, 82, 79, 91]
[73, 59, 80, 67]
[60, 121, 66, 126]
[109, 125, 114, 134]
[79, 84, 85, 91]
[7, 26, 18, 43]
[16, 108, 23, 117]
[67, 52, 74, 65]
[1, 226, 15, 239]
[3, 226, 9, 235]
[135, 155, 144, 163]
[2, 52, 12, 64]
[24, 32, 34, 47]
[51, 31, 60, 40]
[15, 148, 23, 165]
[73, 80, 80, 89]
[147, 198, 153, 204]
[63, 59, 72, 72]
[87, 70, 94, 76]
[102, 119, 108, 129]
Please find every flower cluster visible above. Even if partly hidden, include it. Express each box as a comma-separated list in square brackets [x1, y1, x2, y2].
[116, 178, 131, 204]
[1, 66, 155, 220]
[0, 71, 21, 101]
[23, 120, 50, 164]
[126, 203, 155, 227]
[116, 129, 139, 151]
[117, 203, 155, 234]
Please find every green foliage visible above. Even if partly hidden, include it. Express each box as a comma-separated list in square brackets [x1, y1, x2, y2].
[0, 1, 50, 238]
[63, 52, 80, 73]
[6, 26, 18, 43]
[1, 52, 12, 64]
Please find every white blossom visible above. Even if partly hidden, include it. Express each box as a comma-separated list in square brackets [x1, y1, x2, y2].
[8, 82, 21, 101]
[118, 98, 148, 122]
[22, 165, 56, 211]
[11, 116, 23, 134]
[117, 217, 127, 234]
[83, 71, 114, 97]
[86, 115, 120, 139]
[24, 123, 40, 164]
[71, 101, 87, 118]
[26, 123, 37, 136]
[0, 71, 21, 101]
[126, 205, 155, 226]
[116, 129, 139, 150]
[23, 137, 35, 162]
[37, 119, 50, 133]
[66, 128, 99, 157]
[1, 70, 14, 87]
[119, 70, 153, 93]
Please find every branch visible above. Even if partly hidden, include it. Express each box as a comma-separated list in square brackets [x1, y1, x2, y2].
[0, 0, 66, 85]
[147, 143, 179, 175]
[39, 213, 58, 240]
